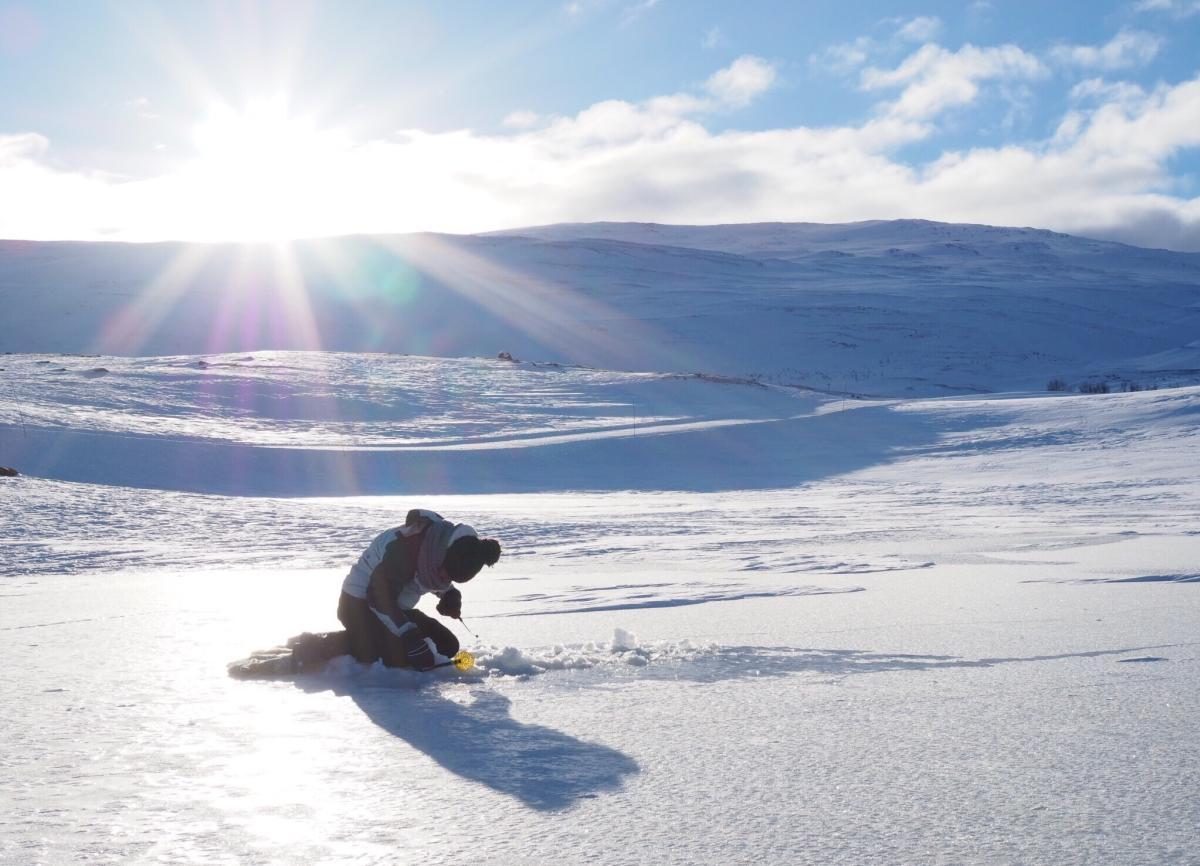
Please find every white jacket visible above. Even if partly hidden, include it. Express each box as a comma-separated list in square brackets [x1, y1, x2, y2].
[341, 518, 477, 610]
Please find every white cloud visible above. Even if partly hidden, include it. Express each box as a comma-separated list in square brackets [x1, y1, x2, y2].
[704, 56, 777, 107]
[810, 36, 875, 73]
[1134, 0, 1200, 15]
[530, 55, 777, 148]
[1069, 78, 1148, 106]
[125, 96, 160, 120]
[0, 132, 49, 164]
[0, 133, 134, 238]
[1, 57, 1199, 251]
[812, 17, 943, 75]
[1050, 29, 1163, 69]
[503, 110, 542, 129]
[1068, 77, 1200, 163]
[913, 76, 1200, 247]
[1051, 110, 1087, 146]
[895, 16, 943, 43]
[620, 0, 660, 26]
[862, 43, 1046, 121]
[702, 26, 723, 49]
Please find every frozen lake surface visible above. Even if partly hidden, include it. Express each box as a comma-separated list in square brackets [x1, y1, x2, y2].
[3, 351, 1198, 865]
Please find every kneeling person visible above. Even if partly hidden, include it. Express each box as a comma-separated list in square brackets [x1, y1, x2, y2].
[337, 509, 501, 670]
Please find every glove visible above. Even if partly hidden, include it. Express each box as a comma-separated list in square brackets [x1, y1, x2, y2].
[400, 629, 435, 671]
[436, 587, 463, 619]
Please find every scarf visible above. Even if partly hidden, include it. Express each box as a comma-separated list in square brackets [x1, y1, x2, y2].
[414, 517, 459, 595]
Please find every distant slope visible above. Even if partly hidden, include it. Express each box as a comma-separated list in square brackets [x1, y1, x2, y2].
[2, 220, 1199, 396]
[485, 218, 1199, 262]
[4, 349, 1199, 498]
[0, 351, 894, 494]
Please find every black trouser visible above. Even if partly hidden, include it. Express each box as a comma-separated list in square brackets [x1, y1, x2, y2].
[336, 591, 459, 667]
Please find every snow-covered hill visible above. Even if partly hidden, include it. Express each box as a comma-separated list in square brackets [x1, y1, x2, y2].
[3, 219, 1199, 396]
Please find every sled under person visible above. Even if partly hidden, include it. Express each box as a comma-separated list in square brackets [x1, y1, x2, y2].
[228, 509, 502, 678]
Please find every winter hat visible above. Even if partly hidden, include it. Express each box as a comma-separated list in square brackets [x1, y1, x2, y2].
[444, 534, 502, 582]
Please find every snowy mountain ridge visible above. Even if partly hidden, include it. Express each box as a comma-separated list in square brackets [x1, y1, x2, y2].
[487, 217, 1200, 260]
[3, 219, 1199, 397]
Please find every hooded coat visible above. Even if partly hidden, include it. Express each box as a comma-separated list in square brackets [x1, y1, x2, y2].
[341, 509, 476, 636]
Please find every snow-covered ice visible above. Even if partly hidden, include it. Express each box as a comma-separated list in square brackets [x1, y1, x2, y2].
[2, 221, 1199, 865]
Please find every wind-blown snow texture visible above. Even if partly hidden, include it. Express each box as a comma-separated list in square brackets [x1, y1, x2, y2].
[2, 221, 1199, 866]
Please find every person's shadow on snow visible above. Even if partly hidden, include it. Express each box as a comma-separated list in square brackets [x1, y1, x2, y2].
[303, 678, 638, 811]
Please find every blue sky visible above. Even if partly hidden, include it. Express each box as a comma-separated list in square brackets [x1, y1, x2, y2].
[1, 0, 1198, 248]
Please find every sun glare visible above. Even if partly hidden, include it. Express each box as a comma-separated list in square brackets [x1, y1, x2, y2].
[181, 98, 352, 242]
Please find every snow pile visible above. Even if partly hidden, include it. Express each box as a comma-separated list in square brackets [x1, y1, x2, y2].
[480, 646, 547, 676]
[611, 627, 639, 651]
[471, 631, 710, 677]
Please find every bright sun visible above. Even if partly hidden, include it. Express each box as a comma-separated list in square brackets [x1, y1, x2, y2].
[182, 98, 352, 242]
